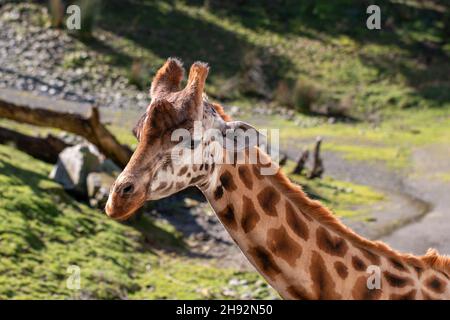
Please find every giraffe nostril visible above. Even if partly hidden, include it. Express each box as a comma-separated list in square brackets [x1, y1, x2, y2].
[120, 183, 134, 196]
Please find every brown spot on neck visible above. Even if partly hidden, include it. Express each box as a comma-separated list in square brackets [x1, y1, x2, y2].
[352, 276, 382, 300]
[219, 170, 237, 192]
[389, 289, 417, 300]
[154, 182, 168, 192]
[238, 165, 253, 190]
[359, 248, 381, 266]
[248, 246, 282, 281]
[425, 275, 447, 294]
[178, 166, 188, 176]
[257, 186, 280, 216]
[334, 261, 348, 280]
[285, 201, 309, 241]
[251, 164, 264, 180]
[266, 226, 302, 268]
[352, 255, 367, 272]
[388, 257, 408, 272]
[214, 185, 224, 200]
[286, 285, 313, 300]
[176, 182, 185, 189]
[309, 251, 341, 299]
[190, 174, 205, 185]
[217, 205, 237, 231]
[316, 227, 349, 257]
[241, 196, 260, 233]
[383, 271, 413, 288]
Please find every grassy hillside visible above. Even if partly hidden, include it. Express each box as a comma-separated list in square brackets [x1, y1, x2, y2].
[66, 0, 449, 116]
[0, 144, 274, 299]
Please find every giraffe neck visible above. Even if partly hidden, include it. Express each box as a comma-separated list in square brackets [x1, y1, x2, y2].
[199, 149, 450, 300]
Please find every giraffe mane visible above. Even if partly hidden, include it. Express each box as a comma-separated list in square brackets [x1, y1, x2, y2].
[213, 102, 450, 277]
[270, 168, 450, 276]
[211, 102, 232, 122]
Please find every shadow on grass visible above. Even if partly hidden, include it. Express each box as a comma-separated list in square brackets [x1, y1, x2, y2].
[183, 0, 449, 106]
[0, 155, 187, 256]
[89, 0, 293, 87]
[129, 187, 229, 260]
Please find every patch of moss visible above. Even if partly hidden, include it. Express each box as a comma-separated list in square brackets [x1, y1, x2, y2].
[131, 257, 276, 300]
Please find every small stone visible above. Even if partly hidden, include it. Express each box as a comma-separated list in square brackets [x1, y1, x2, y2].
[50, 143, 102, 197]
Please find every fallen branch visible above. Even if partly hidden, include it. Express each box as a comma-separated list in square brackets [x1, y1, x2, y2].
[292, 148, 309, 175]
[278, 153, 288, 166]
[0, 99, 132, 168]
[0, 126, 69, 163]
[308, 136, 324, 179]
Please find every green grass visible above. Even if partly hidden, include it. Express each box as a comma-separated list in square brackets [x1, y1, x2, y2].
[264, 108, 450, 169]
[106, 124, 137, 148]
[0, 144, 273, 299]
[283, 160, 384, 219]
[324, 144, 409, 169]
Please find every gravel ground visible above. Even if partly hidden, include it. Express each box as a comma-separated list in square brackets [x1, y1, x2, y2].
[0, 4, 304, 122]
[381, 144, 450, 255]
[0, 4, 147, 110]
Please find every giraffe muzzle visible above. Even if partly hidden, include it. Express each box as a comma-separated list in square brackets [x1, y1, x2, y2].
[105, 178, 146, 220]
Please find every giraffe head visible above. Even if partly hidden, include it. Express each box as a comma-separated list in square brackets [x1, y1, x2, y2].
[105, 58, 261, 220]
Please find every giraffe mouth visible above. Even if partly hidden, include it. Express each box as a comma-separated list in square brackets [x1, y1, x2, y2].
[105, 193, 146, 221]
[109, 209, 137, 221]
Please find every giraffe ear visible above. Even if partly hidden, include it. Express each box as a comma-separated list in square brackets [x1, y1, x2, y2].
[221, 121, 267, 151]
[133, 100, 181, 141]
[150, 58, 184, 98]
[147, 99, 182, 135]
[132, 112, 147, 141]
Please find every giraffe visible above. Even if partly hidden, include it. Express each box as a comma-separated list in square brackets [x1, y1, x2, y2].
[105, 58, 450, 300]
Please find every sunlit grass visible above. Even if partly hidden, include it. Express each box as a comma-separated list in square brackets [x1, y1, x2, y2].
[266, 108, 450, 168]
[283, 160, 384, 220]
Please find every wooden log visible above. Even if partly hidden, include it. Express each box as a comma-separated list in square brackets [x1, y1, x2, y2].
[278, 153, 288, 166]
[292, 148, 309, 175]
[308, 136, 324, 179]
[0, 99, 132, 168]
[0, 126, 69, 163]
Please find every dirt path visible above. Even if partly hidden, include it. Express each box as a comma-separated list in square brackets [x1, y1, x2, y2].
[282, 140, 430, 240]
[381, 144, 450, 255]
